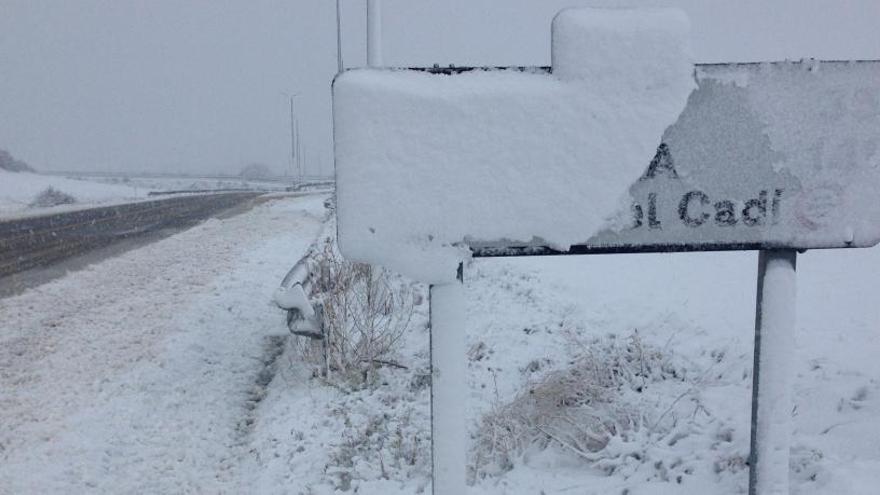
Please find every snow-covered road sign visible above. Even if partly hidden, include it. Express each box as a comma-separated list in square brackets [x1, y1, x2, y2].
[472, 61, 880, 256]
[337, 59, 880, 263]
[333, 7, 880, 495]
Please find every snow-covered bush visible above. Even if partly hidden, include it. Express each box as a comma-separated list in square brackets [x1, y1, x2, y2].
[471, 331, 708, 483]
[299, 234, 416, 387]
[278, 214, 431, 491]
[29, 187, 77, 208]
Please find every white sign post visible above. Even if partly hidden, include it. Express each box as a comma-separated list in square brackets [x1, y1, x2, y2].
[333, 9, 880, 495]
[429, 267, 467, 494]
[750, 250, 797, 495]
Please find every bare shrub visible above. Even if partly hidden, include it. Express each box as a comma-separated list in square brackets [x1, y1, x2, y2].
[302, 236, 415, 387]
[471, 332, 695, 482]
[29, 187, 77, 208]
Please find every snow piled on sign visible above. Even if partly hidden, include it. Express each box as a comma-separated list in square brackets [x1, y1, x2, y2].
[334, 8, 695, 283]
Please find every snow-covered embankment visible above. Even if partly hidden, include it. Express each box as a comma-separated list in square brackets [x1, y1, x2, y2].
[0, 194, 327, 493]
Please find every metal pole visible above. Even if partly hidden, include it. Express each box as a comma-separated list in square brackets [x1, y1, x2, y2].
[300, 141, 307, 179]
[288, 95, 297, 176]
[749, 249, 797, 495]
[336, 0, 344, 73]
[429, 264, 467, 495]
[366, 0, 382, 67]
[295, 118, 303, 179]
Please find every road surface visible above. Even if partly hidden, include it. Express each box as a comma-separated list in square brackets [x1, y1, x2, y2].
[0, 192, 261, 280]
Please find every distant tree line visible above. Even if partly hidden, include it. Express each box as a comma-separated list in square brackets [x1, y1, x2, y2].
[239, 162, 271, 179]
[0, 149, 34, 172]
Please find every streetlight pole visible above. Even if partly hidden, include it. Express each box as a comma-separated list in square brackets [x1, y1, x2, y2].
[295, 117, 303, 179]
[284, 92, 301, 181]
[289, 95, 296, 178]
[367, 0, 382, 67]
[336, 0, 344, 73]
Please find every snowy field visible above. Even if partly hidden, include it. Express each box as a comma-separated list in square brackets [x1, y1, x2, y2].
[464, 247, 880, 494]
[253, 241, 880, 494]
[0, 170, 152, 218]
[68, 174, 294, 195]
[0, 170, 297, 220]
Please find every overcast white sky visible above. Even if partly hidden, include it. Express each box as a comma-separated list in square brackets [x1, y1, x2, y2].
[1, 0, 879, 175]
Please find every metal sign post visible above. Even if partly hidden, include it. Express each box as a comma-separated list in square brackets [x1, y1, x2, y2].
[749, 250, 798, 495]
[429, 267, 468, 495]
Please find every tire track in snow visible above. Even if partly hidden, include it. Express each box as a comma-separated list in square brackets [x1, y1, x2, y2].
[237, 334, 289, 437]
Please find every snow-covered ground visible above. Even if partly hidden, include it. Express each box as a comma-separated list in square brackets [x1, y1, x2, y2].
[1, 195, 877, 494]
[0, 194, 329, 493]
[69, 174, 294, 194]
[0, 170, 299, 220]
[249, 243, 879, 494]
[0, 170, 152, 218]
[464, 247, 880, 494]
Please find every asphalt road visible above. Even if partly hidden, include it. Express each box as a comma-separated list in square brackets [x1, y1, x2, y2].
[0, 192, 261, 283]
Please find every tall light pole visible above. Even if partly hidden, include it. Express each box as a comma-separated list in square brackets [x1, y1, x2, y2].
[367, 0, 382, 67]
[336, 0, 344, 73]
[295, 115, 303, 179]
[287, 95, 296, 175]
[285, 93, 301, 180]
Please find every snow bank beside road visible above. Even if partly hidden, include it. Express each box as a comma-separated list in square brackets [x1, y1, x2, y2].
[0, 170, 151, 218]
[0, 194, 328, 493]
